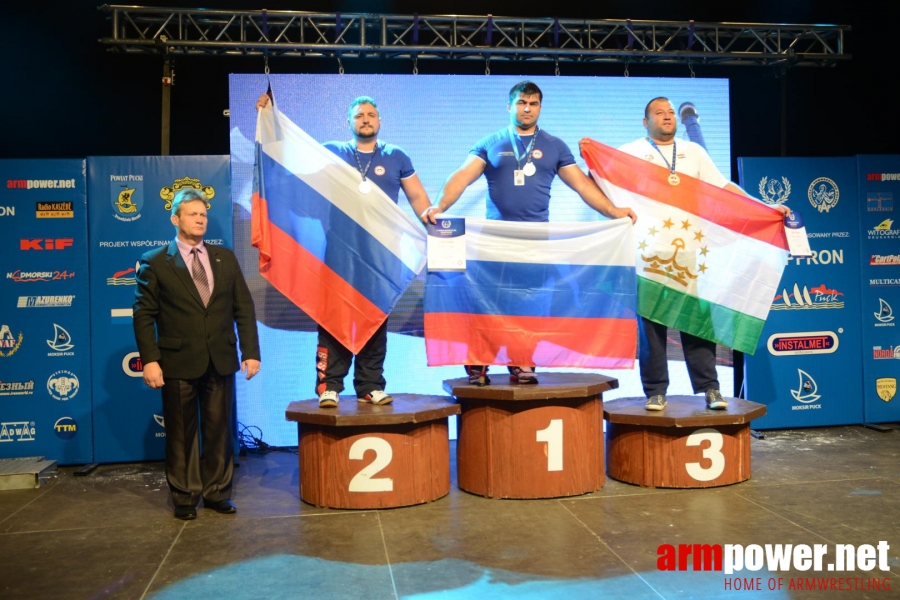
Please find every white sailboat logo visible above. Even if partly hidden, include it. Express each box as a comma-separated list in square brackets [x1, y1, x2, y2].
[46, 324, 74, 351]
[791, 369, 821, 403]
[782, 283, 814, 307]
[875, 298, 894, 323]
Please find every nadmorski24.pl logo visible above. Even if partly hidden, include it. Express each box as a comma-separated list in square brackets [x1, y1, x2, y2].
[657, 541, 891, 592]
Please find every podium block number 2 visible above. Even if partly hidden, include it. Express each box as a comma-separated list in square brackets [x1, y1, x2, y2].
[685, 428, 725, 482]
[348, 437, 394, 492]
[535, 419, 563, 472]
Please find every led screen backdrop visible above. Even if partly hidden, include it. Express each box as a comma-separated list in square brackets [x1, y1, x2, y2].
[229, 74, 733, 447]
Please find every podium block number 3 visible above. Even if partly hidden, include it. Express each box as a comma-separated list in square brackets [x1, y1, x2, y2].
[348, 437, 394, 492]
[535, 419, 563, 472]
[685, 428, 725, 482]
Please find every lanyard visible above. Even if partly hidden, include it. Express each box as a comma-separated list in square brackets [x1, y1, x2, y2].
[646, 137, 677, 175]
[353, 143, 380, 181]
[508, 126, 539, 169]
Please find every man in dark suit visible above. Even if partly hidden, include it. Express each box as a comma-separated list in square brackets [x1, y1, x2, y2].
[134, 188, 261, 520]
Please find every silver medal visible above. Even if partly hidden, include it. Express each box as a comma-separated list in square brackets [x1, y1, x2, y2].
[358, 180, 372, 194]
[523, 162, 536, 176]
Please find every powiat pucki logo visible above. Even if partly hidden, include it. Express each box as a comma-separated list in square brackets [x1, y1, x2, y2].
[657, 541, 891, 592]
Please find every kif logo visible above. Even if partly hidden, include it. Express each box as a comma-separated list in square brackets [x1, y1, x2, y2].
[771, 283, 843, 310]
[876, 378, 896, 402]
[107, 262, 139, 286]
[807, 177, 839, 213]
[872, 346, 900, 360]
[758, 176, 791, 205]
[0, 324, 24, 358]
[790, 369, 822, 410]
[53, 417, 77, 439]
[47, 324, 74, 352]
[875, 299, 895, 326]
[20, 238, 73, 250]
[0, 422, 36, 443]
[868, 219, 900, 240]
[47, 370, 79, 401]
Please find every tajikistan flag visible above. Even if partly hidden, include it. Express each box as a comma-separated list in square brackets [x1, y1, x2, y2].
[580, 139, 789, 355]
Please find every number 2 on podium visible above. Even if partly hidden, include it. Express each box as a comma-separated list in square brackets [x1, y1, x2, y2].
[536, 419, 563, 472]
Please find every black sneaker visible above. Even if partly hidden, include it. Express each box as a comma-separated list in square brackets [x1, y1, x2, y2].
[465, 365, 490, 386]
[508, 366, 539, 384]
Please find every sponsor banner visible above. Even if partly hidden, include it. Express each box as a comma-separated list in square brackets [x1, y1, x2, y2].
[87, 155, 230, 463]
[739, 157, 863, 428]
[858, 155, 900, 424]
[0, 159, 92, 464]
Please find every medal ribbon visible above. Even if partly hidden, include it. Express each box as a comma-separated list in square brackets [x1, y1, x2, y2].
[508, 126, 539, 171]
[646, 137, 677, 177]
[353, 143, 380, 182]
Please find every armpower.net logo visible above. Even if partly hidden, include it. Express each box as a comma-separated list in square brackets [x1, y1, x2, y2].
[657, 541, 891, 592]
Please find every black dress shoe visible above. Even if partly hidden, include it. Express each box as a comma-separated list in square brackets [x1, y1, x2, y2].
[174, 505, 197, 520]
[203, 499, 237, 514]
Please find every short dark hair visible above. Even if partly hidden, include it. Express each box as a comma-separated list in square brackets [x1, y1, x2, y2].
[644, 97, 670, 118]
[508, 81, 543, 104]
[347, 96, 379, 120]
[171, 188, 208, 217]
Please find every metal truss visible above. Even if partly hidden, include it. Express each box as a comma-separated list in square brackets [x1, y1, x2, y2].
[99, 5, 850, 68]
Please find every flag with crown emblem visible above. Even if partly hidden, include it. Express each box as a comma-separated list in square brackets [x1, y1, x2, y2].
[580, 138, 789, 354]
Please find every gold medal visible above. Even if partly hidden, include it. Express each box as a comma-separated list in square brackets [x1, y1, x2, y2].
[668, 173, 680, 186]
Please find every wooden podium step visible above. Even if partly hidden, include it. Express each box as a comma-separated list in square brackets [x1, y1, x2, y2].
[286, 394, 460, 509]
[604, 396, 766, 488]
[445, 373, 618, 499]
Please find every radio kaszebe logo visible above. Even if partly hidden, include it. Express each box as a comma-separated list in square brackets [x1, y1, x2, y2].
[808, 177, 839, 213]
[110, 173, 144, 222]
[0, 324, 24, 358]
[159, 176, 216, 211]
[758, 176, 791, 205]
[47, 370, 79, 401]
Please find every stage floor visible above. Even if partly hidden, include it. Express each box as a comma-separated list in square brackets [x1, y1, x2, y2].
[1, 423, 898, 599]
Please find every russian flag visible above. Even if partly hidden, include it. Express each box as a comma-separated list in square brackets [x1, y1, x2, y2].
[581, 138, 789, 354]
[424, 218, 637, 369]
[251, 101, 427, 354]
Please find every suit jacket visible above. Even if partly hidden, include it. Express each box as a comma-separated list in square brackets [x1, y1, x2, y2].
[133, 240, 260, 380]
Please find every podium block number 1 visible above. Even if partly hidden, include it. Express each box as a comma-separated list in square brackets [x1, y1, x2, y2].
[535, 419, 563, 472]
[348, 437, 394, 492]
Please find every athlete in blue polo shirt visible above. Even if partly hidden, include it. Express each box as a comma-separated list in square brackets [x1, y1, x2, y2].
[421, 81, 636, 385]
[258, 94, 431, 407]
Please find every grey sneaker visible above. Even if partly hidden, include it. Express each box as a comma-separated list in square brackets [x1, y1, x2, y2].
[318, 389, 339, 408]
[645, 394, 667, 411]
[705, 389, 728, 410]
[359, 390, 393, 405]
[508, 366, 539, 384]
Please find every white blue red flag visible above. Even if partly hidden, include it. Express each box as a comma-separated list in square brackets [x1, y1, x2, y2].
[251, 100, 427, 354]
[424, 218, 637, 368]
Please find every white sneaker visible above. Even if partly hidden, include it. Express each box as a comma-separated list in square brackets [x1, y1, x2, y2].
[359, 390, 393, 405]
[318, 390, 339, 408]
